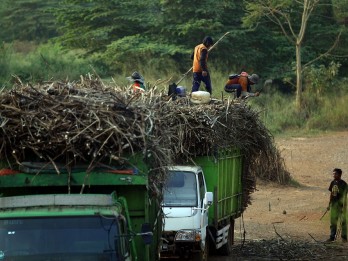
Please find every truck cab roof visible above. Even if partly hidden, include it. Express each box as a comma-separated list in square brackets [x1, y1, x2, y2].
[167, 165, 202, 173]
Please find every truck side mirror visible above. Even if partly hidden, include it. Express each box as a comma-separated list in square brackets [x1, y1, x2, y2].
[204, 192, 213, 206]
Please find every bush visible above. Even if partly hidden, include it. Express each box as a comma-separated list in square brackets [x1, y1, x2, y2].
[0, 42, 15, 86]
[306, 94, 348, 130]
[251, 92, 305, 133]
[0, 42, 108, 87]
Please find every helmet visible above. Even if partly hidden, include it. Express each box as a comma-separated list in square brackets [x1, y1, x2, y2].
[248, 74, 259, 84]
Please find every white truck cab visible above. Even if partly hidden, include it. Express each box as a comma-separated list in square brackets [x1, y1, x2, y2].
[160, 166, 213, 260]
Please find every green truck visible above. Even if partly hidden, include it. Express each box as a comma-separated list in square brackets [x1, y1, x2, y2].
[160, 147, 243, 260]
[0, 156, 161, 261]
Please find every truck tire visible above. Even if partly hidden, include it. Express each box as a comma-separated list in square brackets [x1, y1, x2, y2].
[193, 237, 209, 261]
[218, 219, 234, 256]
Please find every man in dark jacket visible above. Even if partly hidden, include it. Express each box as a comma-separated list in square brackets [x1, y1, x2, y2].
[327, 168, 347, 242]
[191, 36, 214, 95]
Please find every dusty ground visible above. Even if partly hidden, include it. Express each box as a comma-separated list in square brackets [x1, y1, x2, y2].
[240, 131, 348, 242]
[211, 131, 348, 260]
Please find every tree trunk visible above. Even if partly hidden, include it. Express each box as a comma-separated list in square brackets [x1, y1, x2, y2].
[295, 43, 302, 112]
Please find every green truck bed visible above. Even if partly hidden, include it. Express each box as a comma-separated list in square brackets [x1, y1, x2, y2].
[0, 157, 161, 261]
[193, 148, 243, 227]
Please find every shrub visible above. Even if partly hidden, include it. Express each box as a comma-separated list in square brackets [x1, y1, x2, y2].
[306, 94, 348, 130]
[0, 42, 108, 87]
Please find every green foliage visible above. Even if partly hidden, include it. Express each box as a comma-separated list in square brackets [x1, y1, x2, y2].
[240, 1, 301, 78]
[0, 42, 13, 86]
[103, 34, 188, 73]
[251, 80, 348, 134]
[306, 94, 348, 130]
[251, 92, 304, 133]
[332, 0, 348, 23]
[55, 0, 160, 52]
[242, 0, 294, 29]
[25, 44, 97, 81]
[303, 61, 341, 95]
[0, 0, 58, 42]
[0, 0, 347, 97]
[244, 1, 345, 66]
[0, 42, 105, 87]
[158, 0, 224, 45]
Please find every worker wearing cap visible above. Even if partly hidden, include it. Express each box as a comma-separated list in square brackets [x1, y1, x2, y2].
[191, 36, 214, 95]
[127, 71, 145, 93]
[224, 72, 260, 98]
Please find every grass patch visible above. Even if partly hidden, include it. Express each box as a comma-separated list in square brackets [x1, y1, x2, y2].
[0, 42, 107, 87]
[306, 94, 348, 130]
[288, 177, 303, 188]
[250, 90, 348, 135]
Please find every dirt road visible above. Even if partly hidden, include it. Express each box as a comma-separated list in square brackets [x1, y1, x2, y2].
[211, 131, 348, 260]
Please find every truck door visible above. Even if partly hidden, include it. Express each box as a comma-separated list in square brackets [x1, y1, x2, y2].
[198, 171, 208, 244]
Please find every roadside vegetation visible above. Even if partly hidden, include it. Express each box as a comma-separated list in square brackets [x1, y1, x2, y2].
[1, 40, 348, 135]
[0, 0, 347, 136]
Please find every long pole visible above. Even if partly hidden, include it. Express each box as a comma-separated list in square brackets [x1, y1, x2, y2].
[207, 31, 230, 53]
[320, 209, 328, 220]
[175, 32, 230, 85]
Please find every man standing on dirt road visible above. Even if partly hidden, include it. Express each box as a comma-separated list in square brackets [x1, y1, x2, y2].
[191, 36, 214, 95]
[327, 168, 348, 242]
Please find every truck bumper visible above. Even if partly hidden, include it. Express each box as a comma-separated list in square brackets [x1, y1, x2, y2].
[160, 231, 202, 259]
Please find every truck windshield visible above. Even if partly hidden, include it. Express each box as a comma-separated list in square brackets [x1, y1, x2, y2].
[163, 171, 198, 207]
[0, 216, 123, 261]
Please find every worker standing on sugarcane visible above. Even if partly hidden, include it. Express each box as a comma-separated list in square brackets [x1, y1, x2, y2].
[191, 36, 214, 95]
[326, 168, 348, 242]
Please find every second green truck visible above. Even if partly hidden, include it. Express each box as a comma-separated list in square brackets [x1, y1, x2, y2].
[160, 147, 243, 260]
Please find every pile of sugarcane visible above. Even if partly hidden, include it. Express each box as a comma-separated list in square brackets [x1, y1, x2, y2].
[0, 75, 290, 209]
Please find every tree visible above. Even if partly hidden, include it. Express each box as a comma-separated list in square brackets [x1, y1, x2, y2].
[0, 0, 58, 42]
[158, 0, 224, 47]
[332, 0, 348, 24]
[54, 0, 234, 73]
[243, 0, 344, 111]
[158, 0, 285, 75]
[55, 0, 188, 72]
[213, 1, 287, 74]
[55, 0, 158, 52]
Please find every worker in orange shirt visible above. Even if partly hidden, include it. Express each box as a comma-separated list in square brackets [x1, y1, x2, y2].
[191, 36, 214, 95]
[224, 72, 260, 98]
[127, 71, 145, 93]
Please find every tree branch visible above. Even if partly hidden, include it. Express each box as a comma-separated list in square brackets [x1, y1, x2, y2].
[268, 9, 296, 44]
[298, 0, 319, 43]
[302, 31, 342, 70]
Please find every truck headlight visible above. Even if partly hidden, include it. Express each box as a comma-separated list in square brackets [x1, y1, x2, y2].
[174, 230, 201, 242]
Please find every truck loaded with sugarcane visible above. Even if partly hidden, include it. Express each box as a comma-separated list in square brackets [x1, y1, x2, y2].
[160, 148, 244, 261]
[0, 156, 159, 261]
[0, 76, 289, 260]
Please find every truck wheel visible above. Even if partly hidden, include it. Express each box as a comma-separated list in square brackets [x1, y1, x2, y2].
[218, 219, 234, 256]
[193, 237, 209, 261]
